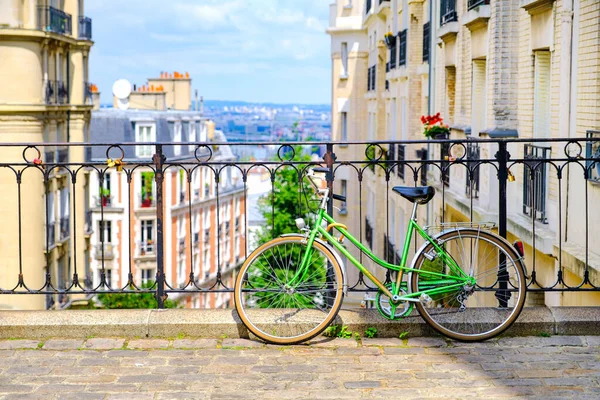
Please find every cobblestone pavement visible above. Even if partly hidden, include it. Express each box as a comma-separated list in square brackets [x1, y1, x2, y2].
[0, 336, 599, 399]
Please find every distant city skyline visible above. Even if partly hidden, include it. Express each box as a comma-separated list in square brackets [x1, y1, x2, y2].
[87, 0, 331, 105]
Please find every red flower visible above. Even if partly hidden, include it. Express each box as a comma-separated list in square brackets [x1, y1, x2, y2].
[33, 158, 42, 165]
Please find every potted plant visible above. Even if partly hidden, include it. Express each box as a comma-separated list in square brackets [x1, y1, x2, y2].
[421, 112, 450, 139]
[100, 188, 111, 207]
[142, 195, 153, 208]
[384, 32, 396, 49]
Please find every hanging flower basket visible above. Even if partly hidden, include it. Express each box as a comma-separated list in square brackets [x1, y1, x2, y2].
[421, 113, 451, 139]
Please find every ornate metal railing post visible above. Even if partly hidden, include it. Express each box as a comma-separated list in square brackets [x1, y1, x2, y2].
[153, 145, 166, 308]
[495, 141, 510, 307]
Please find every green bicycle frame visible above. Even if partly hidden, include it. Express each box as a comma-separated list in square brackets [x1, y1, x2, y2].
[291, 207, 473, 303]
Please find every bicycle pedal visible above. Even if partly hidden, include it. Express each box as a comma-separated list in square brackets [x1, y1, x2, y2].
[419, 293, 434, 307]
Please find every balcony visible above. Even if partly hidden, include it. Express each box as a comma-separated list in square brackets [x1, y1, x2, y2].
[45, 80, 68, 105]
[140, 195, 156, 208]
[441, 0, 458, 25]
[94, 196, 113, 208]
[94, 243, 115, 260]
[468, 0, 490, 10]
[139, 241, 155, 257]
[79, 16, 92, 40]
[464, 0, 491, 30]
[37, 6, 72, 36]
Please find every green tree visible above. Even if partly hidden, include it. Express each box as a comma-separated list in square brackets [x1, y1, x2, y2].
[256, 145, 316, 245]
[97, 282, 178, 309]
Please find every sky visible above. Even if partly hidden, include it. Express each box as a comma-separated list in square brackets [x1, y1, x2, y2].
[86, 0, 332, 105]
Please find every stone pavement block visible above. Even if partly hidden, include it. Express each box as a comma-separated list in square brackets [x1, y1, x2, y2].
[2, 395, 48, 400]
[343, 380, 381, 389]
[35, 384, 86, 394]
[6, 366, 52, 375]
[0, 340, 40, 350]
[172, 338, 218, 349]
[127, 339, 169, 349]
[106, 350, 150, 357]
[497, 336, 584, 347]
[84, 338, 125, 350]
[0, 385, 34, 393]
[86, 384, 138, 393]
[221, 338, 264, 348]
[57, 394, 105, 400]
[407, 337, 447, 347]
[584, 336, 600, 346]
[63, 375, 116, 384]
[308, 338, 358, 348]
[156, 393, 207, 400]
[383, 347, 425, 355]
[515, 369, 565, 379]
[117, 374, 166, 383]
[106, 394, 155, 400]
[42, 339, 83, 350]
[362, 338, 405, 347]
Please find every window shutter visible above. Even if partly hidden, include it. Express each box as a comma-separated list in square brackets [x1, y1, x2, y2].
[533, 51, 551, 138]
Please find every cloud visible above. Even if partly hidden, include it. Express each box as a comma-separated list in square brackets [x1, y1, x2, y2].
[87, 0, 331, 104]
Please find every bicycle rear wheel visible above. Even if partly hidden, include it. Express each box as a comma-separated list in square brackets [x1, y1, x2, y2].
[234, 237, 344, 345]
[409, 229, 526, 341]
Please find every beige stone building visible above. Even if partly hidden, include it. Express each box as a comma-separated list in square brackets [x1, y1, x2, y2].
[328, 0, 433, 303]
[434, 0, 600, 305]
[329, 0, 600, 306]
[0, 0, 94, 309]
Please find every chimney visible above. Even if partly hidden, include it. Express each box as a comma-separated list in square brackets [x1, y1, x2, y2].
[195, 89, 199, 112]
[200, 96, 204, 115]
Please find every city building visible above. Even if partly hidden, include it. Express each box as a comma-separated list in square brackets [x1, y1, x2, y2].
[89, 110, 246, 308]
[0, 0, 94, 309]
[328, 0, 600, 306]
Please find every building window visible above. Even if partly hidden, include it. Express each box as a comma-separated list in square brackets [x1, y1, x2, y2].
[98, 220, 112, 243]
[422, 22, 430, 63]
[341, 112, 348, 141]
[141, 268, 155, 285]
[523, 145, 550, 224]
[140, 220, 154, 254]
[533, 51, 551, 139]
[471, 60, 487, 135]
[586, 131, 600, 182]
[341, 42, 349, 78]
[135, 123, 155, 158]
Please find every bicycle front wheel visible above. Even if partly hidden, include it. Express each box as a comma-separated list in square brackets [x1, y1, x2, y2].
[409, 229, 526, 341]
[234, 237, 344, 345]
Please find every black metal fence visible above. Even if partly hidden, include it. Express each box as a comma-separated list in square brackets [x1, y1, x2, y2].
[0, 138, 599, 309]
[468, 0, 490, 11]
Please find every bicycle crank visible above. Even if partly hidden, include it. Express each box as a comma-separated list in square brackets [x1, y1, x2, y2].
[376, 284, 413, 320]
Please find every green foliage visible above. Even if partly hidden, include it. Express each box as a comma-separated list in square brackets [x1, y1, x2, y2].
[97, 282, 178, 309]
[256, 145, 315, 245]
[364, 327, 378, 339]
[538, 332, 552, 338]
[364, 145, 388, 172]
[323, 325, 353, 339]
[399, 331, 409, 340]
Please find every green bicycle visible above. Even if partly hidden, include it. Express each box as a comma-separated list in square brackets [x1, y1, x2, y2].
[234, 167, 527, 344]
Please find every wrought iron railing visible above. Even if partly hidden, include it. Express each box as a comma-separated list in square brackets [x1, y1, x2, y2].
[37, 6, 72, 35]
[79, 16, 92, 40]
[441, 0, 458, 25]
[45, 80, 68, 104]
[0, 139, 599, 309]
[398, 30, 407, 67]
[468, 0, 490, 11]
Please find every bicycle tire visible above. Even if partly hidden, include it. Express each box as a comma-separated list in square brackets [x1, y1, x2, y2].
[234, 237, 344, 345]
[409, 229, 526, 341]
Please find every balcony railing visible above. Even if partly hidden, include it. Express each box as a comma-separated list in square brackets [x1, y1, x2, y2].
[79, 16, 92, 40]
[398, 30, 407, 67]
[423, 22, 430, 63]
[94, 243, 114, 260]
[468, 0, 490, 11]
[84, 82, 93, 105]
[2, 139, 599, 307]
[94, 196, 113, 208]
[37, 6, 72, 35]
[441, 0, 458, 25]
[84, 211, 93, 234]
[45, 80, 68, 105]
[523, 144, 551, 224]
[139, 241, 155, 256]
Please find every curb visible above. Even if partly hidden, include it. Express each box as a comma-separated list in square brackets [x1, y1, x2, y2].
[0, 307, 598, 339]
